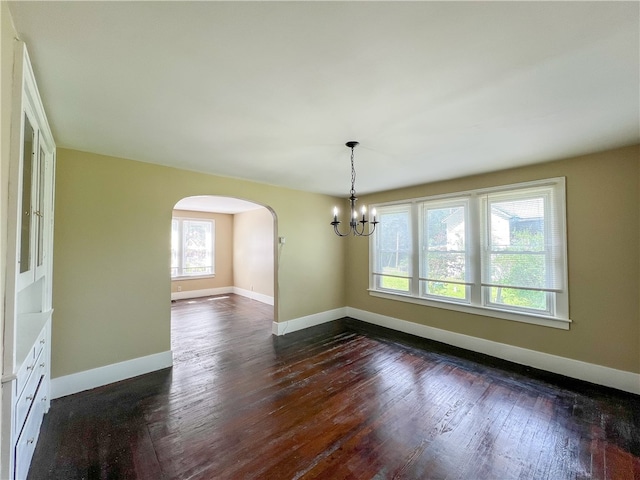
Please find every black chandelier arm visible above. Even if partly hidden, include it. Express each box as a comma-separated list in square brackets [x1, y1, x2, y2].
[331, 218, 378, 237]
[331, 220, 352, 237]
[353, 219, 379, 237]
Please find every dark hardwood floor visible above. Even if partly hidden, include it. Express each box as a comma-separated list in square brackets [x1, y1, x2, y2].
[28, 294, 640, 479]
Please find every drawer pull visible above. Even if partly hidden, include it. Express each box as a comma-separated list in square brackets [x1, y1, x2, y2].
[40, 363, 45, 368]
[26, 395, 34, 402]
[26, 364, 34, 371]
[40, 339, 45, 345]
[27, 438, 35, 445]
[41, 396, 47, 402]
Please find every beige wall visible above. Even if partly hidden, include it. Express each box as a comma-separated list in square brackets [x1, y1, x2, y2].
[347, 145, 640, 374]
[233, 207, 274, 297]
[47, 145, 640, 378]
[52, 148, 345, 378]
[171, 209, 233, 293]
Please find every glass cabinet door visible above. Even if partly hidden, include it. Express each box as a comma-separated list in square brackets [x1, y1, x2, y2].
[19, 112, 35, 276]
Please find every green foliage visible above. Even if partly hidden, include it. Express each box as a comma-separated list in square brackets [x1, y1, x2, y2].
[380, 267, 410, 291]
[490, 287, 546, 309]
[426, 282, 466, 300]
[490, 228, 547, 310]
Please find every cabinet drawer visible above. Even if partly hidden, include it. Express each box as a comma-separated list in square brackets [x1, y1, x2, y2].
[15, 355, 37, 402]
[15, 325, 47, 397]
[14, 380, 46, 480]
[15, 350, 46, 436]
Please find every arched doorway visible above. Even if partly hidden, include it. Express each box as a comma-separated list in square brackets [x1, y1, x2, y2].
[170, 194, 276, 316]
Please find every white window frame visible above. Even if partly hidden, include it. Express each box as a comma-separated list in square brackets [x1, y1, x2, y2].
[419, 197, 471, 304]
[171, 217, 215, 279]
[371, 203, 413, 295]
[369, 178, 570, 330]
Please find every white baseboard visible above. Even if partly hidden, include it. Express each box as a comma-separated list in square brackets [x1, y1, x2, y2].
[51, 350, 174, 399]
[272, 307, 347, 336]
[171, 287, 233, 301]
[171, 287, 274, 305]
[233, 287, 274, 306]
[50, 308, 639, 400]
[347, 307, 640, 395]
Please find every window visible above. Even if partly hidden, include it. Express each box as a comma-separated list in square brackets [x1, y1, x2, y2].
[372, 205, 412, 293]
[171, 218, 215, 278]
[421, 199, 470, 302]
[370, 178, 569, 328]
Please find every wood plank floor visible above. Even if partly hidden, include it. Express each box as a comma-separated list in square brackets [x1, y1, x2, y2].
[29, 294, 640, 479]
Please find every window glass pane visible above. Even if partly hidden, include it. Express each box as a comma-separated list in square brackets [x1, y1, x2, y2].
[487, 287, 548, 311]
[20, 113, 34, 274]
[172, 218, 214, 277]
[485, 194, 552, 290]
[420, 202, 468, 301]
[373, 206, 411, 292]
[490, 197, 544, 251]
[488, 252, 546, 290]
[424, 281, 467, 300]
[378, 274, 410, 292]
[182, 220, 213, 276]
[422, 204, 466, 283]
[376, 208, 411, 278]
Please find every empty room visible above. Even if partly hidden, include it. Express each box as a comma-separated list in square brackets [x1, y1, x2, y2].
[1, 1, 639, 479]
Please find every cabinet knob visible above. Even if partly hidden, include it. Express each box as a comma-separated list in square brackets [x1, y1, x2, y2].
[41, 396, 47, 402]
[26, 395, 34, 402]
[27, 438, 35, 445]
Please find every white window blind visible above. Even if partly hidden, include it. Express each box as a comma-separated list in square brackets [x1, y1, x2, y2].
[372, 205, 412, 293]
[420, 199, 471, 286]
[481, 184, 565, 292]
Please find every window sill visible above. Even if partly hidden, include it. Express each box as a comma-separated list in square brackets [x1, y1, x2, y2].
[171, 274, 216, 281]
[368, 290, 571, 330]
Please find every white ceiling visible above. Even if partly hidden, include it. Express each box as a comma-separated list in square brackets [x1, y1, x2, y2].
[174, 195, 263, 214]
[8, 1, 639, 197]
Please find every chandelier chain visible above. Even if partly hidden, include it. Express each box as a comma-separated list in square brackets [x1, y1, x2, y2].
[350, 146, 356, 197]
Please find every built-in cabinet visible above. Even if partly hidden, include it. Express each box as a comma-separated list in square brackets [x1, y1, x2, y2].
[1, 42, 55, 480]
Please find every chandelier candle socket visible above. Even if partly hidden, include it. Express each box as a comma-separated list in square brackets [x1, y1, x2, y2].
[331, 141, 379, 237]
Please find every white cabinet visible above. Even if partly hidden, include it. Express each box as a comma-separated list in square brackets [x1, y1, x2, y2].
[1, 42, 55, 480]
[16, 99, 55, 293]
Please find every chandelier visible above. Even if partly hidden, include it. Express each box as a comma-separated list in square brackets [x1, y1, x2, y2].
[331, 141, 378, 237]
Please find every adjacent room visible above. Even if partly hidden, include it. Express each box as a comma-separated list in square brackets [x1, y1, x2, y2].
[1, 1, 638, 479]
[169, 195, 275, 307]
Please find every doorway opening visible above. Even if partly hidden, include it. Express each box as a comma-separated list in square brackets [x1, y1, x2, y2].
[169, 195, 276, 329]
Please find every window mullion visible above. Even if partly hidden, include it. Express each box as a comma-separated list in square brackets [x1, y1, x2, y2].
[411, 202, 420, 296]
[469, 194, 482, 307]
[543, 193, 555, 315]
